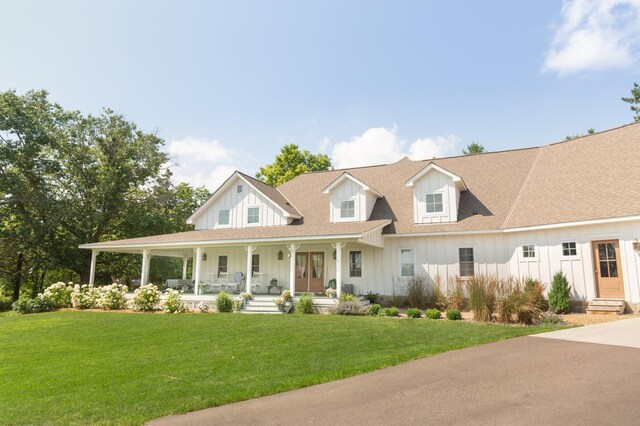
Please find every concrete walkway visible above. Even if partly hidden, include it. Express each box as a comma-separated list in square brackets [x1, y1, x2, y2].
[149, 325, 640, 426]
[532, 316, 640, 348]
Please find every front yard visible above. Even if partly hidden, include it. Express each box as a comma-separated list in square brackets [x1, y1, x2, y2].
[1, 311, 564, 425]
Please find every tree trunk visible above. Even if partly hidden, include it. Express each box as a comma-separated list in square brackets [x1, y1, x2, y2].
[12, 252, 24, 301]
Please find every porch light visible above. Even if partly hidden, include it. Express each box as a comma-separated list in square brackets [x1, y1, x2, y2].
[277, 250, 283, 260]
[202, 253, 207, 261]
[633, 239, 640, 252]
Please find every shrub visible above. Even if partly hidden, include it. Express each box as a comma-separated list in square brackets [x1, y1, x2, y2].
[368, 303, 381, 316]
[12, 297, 54, 314]
[447, 278, 467, 311]
[72, 284, 101, 309]
[340, 293, 357, 302]
[466, 275, 500, 322]
[539, 311, 564, 325]
[335, 300, 367, 315]
[384, 306, 399, 317]
[162, 289, 187, 313]
[296, 293, 316, 314]
[0, 295, 13, 311]
[239, 292, 252, 301]
[446, 309, 462, 321]
[425, 308, 441, 319]
[548, 272, 572, 314]
[407, 308, 422, 318]
[280, 289, 292, 301]
[131, 284, 161, 311]
[197, 302, 211, 313]
[325, 288, 337, 298]
[363, 291, 379, 304]
[430, 281, 448, 310]
[524, 278, 546, 310]
[233, 299, 243, 312]
[405, 275, 427, 309]
[41, 282, 73, 308]
[498, 282, 542, 325]
[99, 283, 128, 310]
[216, 291, 234, 313]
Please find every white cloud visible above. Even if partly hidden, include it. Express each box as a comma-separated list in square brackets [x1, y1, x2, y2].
[318, 137, 331, 153]
[165, 137, 238, 190]
[543, 0, 640, 75]
[330, 126, 458, 169]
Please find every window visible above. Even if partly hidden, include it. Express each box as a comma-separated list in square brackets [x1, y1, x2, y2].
[218, 209, 230, 226]
[349, 251, 362, 277]
[459, 247, 474, 277]
[237, 184, 243, 193]
[251, 254, 260, 276]
[400, 249, 414, 277]
[562, 242, 577, 256]
[247, 207, 260, 224]
[217, 255, 228, 278]
[340, 200, 355, 219]
[426, 193, 443, 213]
[522, 245, 536, 258]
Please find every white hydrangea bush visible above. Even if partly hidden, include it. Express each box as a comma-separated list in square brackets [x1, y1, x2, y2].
[131, 284, 161, 311]
[99, 283, 129, 310]
[41, 282, 74, 308]
[162, 289, 187, 313]
[71, 284, 101, 309]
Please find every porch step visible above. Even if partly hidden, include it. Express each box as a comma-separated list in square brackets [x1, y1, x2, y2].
[586, 298, 625, 315]
[241, 298, 281, 314]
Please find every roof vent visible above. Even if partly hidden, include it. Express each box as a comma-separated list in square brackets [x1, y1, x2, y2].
[472, 211, 478, 215]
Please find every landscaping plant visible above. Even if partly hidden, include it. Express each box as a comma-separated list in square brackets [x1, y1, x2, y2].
[162, 289, 187, 313]
[99, 284, 128, 310]
[71, 284, 101, 309]
[446, 309, 462, 321]
[216, 291, 234, 313]
[325, 288, 337, 298]
[497, 281, 543, 325]
[368, 303, 381, 316]
[41, 282, 73, 309]
[296, 293, 316, 314]
[12, 297, 54, 314]
[334, 300, 367, 315]
[425, 308, 441, 320]
[405, 274, 427, 309]
[131, 284, 162, 312]
[406, 308, 422, 319]
[466, 275, 500, 322]
[339, 293, 357, 302]
[239, 292, 252, 301]
[363, 291, 379, 304]
[548, 271, 572, 314]
[383, 306, 399, 317]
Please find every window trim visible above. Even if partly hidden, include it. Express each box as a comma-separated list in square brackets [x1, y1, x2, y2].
[561, 241, 580, 258]
[399, 248, 415, 278]
[217, 255, 228, 278]
[217, 208, 231, 227]
[425, 192, 444, 214]
[520, 243, 539, 261]
[348, 250, 363, 278]
[246, 205, 261, 226]
[236, 184, 243, 193]
[251, 253, 260, 276]
[339, 199, 357, 220]
[458, 247, 475, 278]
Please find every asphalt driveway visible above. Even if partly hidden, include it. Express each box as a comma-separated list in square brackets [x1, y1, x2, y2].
[149, 319, 640, 426]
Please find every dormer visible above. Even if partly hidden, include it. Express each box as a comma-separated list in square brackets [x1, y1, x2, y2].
[405, 163, 467, 224]
[323, 172, 383, 223]
[186, 171, 302, 230]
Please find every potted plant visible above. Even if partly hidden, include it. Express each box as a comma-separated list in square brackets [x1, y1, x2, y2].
[325, 288, 337, 298]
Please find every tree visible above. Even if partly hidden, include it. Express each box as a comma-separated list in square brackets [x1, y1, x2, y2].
[256, 144, 331, 186]
[462, 142, 486, 155]
[565, 128, 595, 141]
[621, 82, 640, 122]
[548, 271, 572, 314]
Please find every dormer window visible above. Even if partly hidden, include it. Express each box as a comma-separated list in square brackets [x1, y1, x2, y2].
[426, 193, 443, 213]
[340, 200, 355, 219]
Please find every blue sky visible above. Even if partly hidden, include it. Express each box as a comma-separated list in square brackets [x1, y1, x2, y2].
[2, 0, 639, 189]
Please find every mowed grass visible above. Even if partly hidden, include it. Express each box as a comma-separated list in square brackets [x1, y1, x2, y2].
[1, 311, 564, 425]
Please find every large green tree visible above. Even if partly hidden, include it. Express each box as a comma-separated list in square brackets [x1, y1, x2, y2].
[621, 82, 640, 122]
[462, 142, 486, 155]
[256, 144, 331, 186]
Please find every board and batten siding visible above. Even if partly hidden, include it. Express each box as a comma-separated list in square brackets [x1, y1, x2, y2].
[194, 178, 289, 230]
[329, 179, 376, 222]
[412, 170, 459, 224]
[376, 220, 640, 303]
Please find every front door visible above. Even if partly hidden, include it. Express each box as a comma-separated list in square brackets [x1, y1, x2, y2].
[592, 240, 625, 298]
[295, 252, 325, 293]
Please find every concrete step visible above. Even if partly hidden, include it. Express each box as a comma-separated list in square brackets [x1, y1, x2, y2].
[586, 299, 625, 314]
[245, 300, 277, 307]
[242, 311, 282, 314]
[590, 299, 625, 306]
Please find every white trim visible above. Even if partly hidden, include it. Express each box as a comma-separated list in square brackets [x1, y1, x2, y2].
[216, 208, 231, 228]
[405, 162, 467, 191]
[323, 172, 383, 197]
[561, 240, 580, 259]
[424, 192, 444, 214]
[399, 247, 415, 278]
[338, 199, 357, 221]
[458, 246, 476, 278]
[519, 243, 539, 262]
[245, 205, 261, 226]
[348, 249, 363, 278]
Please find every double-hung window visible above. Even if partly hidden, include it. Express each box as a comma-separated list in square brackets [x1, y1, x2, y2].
[218, 209, 230, 226]
[426, 193, 443, 213]
[247, 207, 260, 224]
[459, 247, 474, 277]
[349, 251, 362, 277]
[400, 249, 415, 277]
[340, 200, 355, 219]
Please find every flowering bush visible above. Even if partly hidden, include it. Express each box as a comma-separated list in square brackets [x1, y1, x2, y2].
[72, 284, 101, 309]
[41, 282, 73, 308]
[280, 290, 291, 301]
[239, 292, 252, 301]
[197, 301, 211, 313]
[13, 297, 55, 314]
[325, 288, 337, 298]
[99, 283, 128, 310]
[162, 289, 187, 313]
[233, 299, 243, 312]
[131, 284, 162, 311]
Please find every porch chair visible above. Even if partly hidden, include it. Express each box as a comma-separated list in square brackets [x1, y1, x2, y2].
[230, 272, 245, 293]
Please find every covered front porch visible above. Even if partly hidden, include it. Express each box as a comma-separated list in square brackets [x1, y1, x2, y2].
[82, 234, 384, 298]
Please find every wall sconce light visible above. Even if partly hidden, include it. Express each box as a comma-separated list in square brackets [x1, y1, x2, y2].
[277, 250, 283, 260]
[202, 253, 207, 261]
[333, 250, 336, 260]
[633, 239, 640, 252]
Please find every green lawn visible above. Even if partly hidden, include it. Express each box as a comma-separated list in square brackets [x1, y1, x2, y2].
[1, 311, 564, 425]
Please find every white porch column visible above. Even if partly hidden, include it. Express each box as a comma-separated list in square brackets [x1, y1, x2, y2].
[140, 249, 151, 285]
[332, 242, 346, 298]
[287, 243, 300, 295]
[181, 256, 188, 280]
[194, 247, 203, 294]
[244, 245, 257, 293]
[89, 250, 99, 285]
